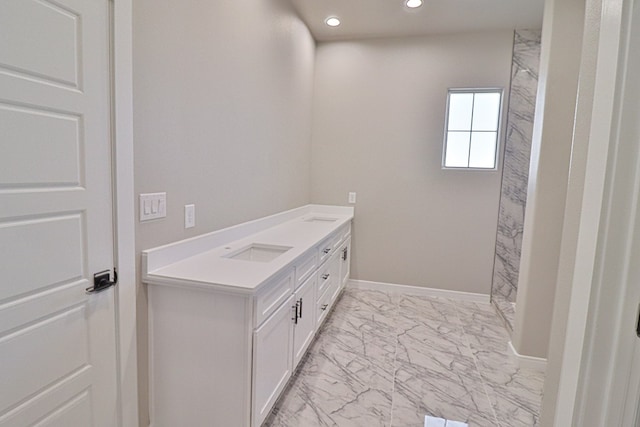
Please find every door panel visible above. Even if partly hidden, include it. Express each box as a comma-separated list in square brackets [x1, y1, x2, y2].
[0, 104, 82, 186]
[252, 295, 294, 427]
[1, 215, 83, 301]
[0, 0, 81, 87]
[293, 273, 316, 368]
[340, 238, 351, 287]
[329, 252, 341, 303]
[0, 307, 90, 411]
[0, 0, 117, 425]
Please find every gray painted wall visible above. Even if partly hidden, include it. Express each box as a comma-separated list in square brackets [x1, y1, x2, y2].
[491, 30, 542, 331]
[310, 32, 514, 295]
[133, 0, 315, 423]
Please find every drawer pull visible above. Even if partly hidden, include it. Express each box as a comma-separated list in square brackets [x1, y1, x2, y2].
[322, 274, 330, 280]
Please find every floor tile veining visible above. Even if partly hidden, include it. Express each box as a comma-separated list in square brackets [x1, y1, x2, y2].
[265, 289, 544, 427]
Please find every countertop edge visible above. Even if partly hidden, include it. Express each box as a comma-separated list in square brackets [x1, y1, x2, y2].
[144, 274, 255, 296]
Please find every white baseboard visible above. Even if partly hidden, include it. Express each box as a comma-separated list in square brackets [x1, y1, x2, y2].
[347, 279, 490, 303]
[508, 341, 547, 372]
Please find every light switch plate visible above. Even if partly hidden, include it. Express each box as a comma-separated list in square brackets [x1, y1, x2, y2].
[185, 204, 195, 228]
[348, 192, 357, 204]
[140, 192, 167, 221]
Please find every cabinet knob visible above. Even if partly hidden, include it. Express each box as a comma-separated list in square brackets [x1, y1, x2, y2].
[323, 248, 331, 254]
[322, 274, 330, 280]
[321, 304, 328, 311]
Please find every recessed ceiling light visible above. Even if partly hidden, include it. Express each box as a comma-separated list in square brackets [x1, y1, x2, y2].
[325, 17, 341, 27]
[406, 0, 423, 8]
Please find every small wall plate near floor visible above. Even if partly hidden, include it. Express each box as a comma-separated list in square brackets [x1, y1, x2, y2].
[425, 415, 469, 427]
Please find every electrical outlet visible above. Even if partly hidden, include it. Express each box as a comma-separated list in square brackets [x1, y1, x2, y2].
[185, 204, 195, 228]
[140, 192, 167, 221]
[348, 192, 357, 204]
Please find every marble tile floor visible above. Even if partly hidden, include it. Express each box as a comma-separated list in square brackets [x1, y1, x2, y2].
[264, 288, 544, 427]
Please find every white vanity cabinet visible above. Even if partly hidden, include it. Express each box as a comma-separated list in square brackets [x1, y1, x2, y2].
[143, 205, 353, 427]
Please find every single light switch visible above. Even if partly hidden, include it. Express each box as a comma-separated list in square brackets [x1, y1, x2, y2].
[185, 204, 195, 228]
[140, 192, 167, 221]
[158, 198, 166, 217]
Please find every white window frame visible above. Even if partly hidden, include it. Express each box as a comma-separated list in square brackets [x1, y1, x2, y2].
[442, 88, 504, 171]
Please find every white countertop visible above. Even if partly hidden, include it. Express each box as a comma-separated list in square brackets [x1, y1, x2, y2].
[142, 205, 353, 295]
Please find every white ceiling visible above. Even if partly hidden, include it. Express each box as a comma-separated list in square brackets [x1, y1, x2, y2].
[289, 0, 545, 42]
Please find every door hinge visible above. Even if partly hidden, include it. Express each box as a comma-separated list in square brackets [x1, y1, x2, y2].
[87, 269, 118, 294]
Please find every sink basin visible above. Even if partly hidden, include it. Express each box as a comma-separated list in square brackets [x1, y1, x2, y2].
[223, 243, 292, 262]
[303, 216, 337, 223]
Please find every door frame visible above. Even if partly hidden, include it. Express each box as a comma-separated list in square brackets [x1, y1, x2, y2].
[111, 0, 138, 426]
[548, 0, 640, 424]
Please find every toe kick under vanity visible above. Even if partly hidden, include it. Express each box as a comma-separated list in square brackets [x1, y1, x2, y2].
[142, 205, 353, 427]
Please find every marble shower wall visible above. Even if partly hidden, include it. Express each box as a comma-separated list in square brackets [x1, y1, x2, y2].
[491, 30, 542, 332]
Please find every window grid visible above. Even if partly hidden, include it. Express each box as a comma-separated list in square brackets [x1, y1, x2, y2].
[443, 89, 502, 170]
[467, 93, 475, 168]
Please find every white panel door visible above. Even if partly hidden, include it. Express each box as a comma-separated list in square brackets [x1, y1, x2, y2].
[618, 1, 640, 425]
[0, 0, 118, 426]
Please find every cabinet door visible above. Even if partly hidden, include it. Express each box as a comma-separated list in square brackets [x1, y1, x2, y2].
[293, 273, 317, 368]
[340, 238, 351, 288]
[316, 282, 332, 326]
[252, 294, 295, 427]
[329, 251, 342, 303]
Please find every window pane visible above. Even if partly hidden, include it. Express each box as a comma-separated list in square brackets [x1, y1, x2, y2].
[444, 132, 471, 167]
[471, 92, 501, 131]
[469, 132, 497, 168]
[447, 93, 473, 131]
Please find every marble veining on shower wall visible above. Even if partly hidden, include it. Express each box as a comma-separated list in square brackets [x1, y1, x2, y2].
[491, 30, 542, 331]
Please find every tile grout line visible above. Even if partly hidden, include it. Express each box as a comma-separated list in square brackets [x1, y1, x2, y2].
[388, 291, 400, 427]
[451, 300, 503, 427]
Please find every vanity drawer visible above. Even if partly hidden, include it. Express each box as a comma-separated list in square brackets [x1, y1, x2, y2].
[254, 270, 294, 327]
[318, 236, 333, 265]
[316, 261, 332, 298]
[295, 249, 318, 289]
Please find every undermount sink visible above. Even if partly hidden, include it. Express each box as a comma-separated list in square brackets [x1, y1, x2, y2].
[223, 243, 292, 262]
[303, 216, 338, 223]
